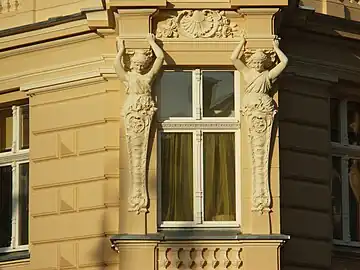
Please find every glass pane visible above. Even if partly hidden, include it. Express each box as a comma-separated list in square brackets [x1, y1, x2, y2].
[347, 101, 360, 146]
[332, 156, 342, 240]
[330, 99, 340, 142]
[157, 71, 192, 119]
[348, 158, 360, 241]
[161, 133, 193, 222]
[19, 163, 29, 245]
[20, 105, 29, 150]
[0, 166, 13, 248]
[203, 71, 234, 117]
[0, 107, 13, 153]
[203, 133, 236, 221]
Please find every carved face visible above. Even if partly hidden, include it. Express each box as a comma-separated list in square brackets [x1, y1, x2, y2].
[247, 50, 267, 73]
[129, 50, 153, 74]
[130, 59, 146, 74]
[250, 60, 265, 72]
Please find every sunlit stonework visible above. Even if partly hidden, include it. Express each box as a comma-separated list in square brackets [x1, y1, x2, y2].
[156, 10, 240, 39]
[114, 34, 164, 214]
[231, 37, 288, 214]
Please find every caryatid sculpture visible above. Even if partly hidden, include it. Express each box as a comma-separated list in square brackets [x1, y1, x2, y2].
[231, 36, 288, 213]
[114, 34, 164, 214]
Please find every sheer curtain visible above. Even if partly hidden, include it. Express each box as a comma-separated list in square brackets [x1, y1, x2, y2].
[204, 133, 235, 221]
[161, 133, 193, 221]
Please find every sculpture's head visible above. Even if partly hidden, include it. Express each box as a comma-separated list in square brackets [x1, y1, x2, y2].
[247, 50, 267, 72]
[129, 49, 153, 74]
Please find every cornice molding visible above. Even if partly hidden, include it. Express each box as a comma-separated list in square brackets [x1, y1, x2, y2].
[20, 69, 112, 96]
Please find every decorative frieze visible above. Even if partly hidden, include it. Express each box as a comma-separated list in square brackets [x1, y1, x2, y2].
[159, 247, 243, 270]
[156, 10, 241, 39]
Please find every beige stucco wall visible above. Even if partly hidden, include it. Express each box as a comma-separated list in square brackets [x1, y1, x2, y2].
[0, 1, 359, 270]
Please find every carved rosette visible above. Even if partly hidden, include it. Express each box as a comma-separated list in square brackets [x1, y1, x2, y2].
[156, 10, 240, 39]
[124, 95, 156, 214]
[242, 93, 275, 214]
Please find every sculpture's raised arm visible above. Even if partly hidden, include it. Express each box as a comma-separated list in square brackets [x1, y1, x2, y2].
[146, 33, 164, 81]
[268, 38, 288, 82]
[114, 38, 127, 82]
[230, 36, 249, 73]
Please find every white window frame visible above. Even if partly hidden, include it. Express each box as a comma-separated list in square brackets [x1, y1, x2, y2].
[156, 68, 241, 228]
[0, 104, 29, 253]
[332, 98, 360, 246]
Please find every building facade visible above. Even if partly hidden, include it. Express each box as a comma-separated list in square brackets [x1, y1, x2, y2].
[0, 0, 359, 270]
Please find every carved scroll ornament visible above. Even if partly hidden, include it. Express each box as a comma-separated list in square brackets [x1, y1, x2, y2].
[156, 10, 240, 39]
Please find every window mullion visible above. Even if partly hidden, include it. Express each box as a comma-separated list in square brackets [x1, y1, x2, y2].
[11, 161, 18, 249]
[11, 106, 18, 153]
[341, 156, 351, 242]
[194, 69, 201, 120]
[194, 130, 203, 224]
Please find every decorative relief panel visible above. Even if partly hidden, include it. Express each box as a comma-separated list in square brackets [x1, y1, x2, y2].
[0, 0, 20, 13]
[158, 246, 243, 270]
[156, 10, 241, 39]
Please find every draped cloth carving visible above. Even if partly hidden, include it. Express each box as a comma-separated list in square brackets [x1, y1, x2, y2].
[241, 70, 275, 213]
[231, 37, 288, 214]
[114, 34, 164, 214]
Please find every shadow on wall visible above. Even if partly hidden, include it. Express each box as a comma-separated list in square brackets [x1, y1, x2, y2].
[276, 5, 360, 270]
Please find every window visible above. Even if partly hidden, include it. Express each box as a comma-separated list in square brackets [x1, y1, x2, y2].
[0, 103, 29, 253]
[331, 98, 360, 243]
[156, 69, 240, 227]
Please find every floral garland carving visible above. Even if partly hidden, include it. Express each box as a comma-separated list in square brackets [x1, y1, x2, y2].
[156, 10, 241, 39]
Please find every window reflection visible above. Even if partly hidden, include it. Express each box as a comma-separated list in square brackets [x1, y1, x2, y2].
[330, 99, 340, 142]
[347, 102, 360, 145]
[157, 71, 193, 119]
[203, 71, 234, 117]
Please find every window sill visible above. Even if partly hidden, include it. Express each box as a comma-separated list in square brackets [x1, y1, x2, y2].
[0, 250, 29, 263]
[110, 231, 290, 242]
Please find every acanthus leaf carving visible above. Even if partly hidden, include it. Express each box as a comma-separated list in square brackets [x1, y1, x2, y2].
[156, 10, 241, 39]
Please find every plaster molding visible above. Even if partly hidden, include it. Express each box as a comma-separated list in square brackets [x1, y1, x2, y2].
[0, 56, 105, 91]
[0, 32, 98, 59]
[0, 19, 91, 52]
[159, 121, 240, 130]
[156, 10, 242, 39]
[20, 70, 109, 96]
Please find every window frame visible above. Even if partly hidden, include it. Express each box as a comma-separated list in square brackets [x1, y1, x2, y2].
[332, 98, 360, 246]
[0, 104, 29, 254]
[156, 68, 241, 228]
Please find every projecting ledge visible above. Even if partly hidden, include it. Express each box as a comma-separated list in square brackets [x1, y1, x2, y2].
[110, 231, 290, 242]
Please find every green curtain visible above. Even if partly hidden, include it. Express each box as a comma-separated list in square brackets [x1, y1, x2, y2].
[204, 133, 236, 221]
[161, 133, 193, 221]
